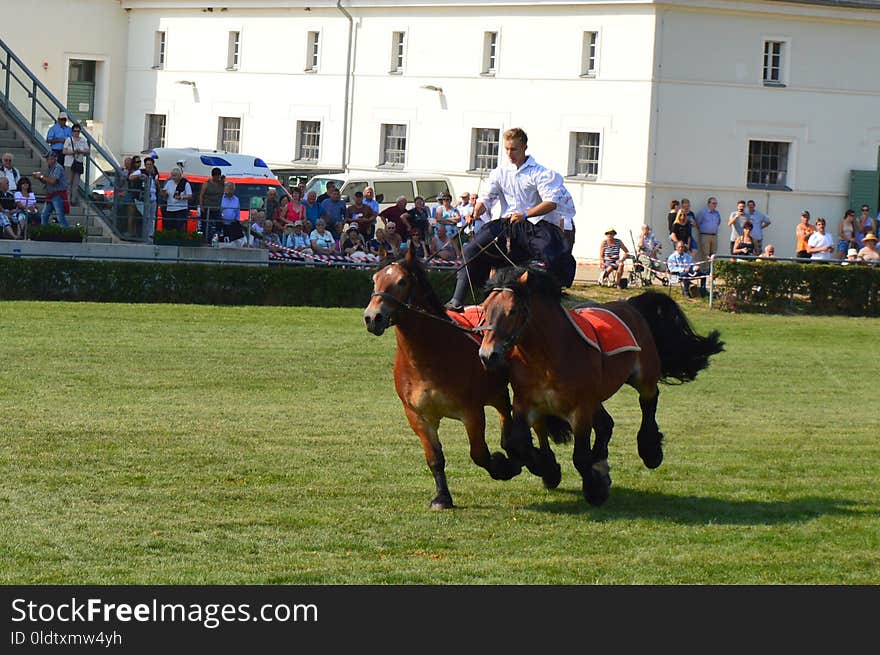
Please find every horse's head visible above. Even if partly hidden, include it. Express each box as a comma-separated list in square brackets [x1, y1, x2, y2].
[365, 248, 440, 335]
[478, 269, 531, 370]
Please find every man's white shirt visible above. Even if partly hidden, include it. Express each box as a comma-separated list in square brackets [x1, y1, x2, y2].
[478, 155, 565, 225]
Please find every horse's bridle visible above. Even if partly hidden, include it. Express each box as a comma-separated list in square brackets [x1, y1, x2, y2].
[370, 264, 479, 335]
[473, 286, 531, 354]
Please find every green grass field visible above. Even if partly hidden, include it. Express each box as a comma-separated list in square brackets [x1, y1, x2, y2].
[1, 291, 878, 584]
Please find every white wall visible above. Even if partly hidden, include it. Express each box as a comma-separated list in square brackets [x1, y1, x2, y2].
[648, 4, 880, 257]
[118, 0, 880, 261]
[2, 0, 130, 155]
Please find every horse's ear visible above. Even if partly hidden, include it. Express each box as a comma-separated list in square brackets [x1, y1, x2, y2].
[378, 245, 388, 259]
[518, 270, 529, 285]
[405, 243, 417, 264]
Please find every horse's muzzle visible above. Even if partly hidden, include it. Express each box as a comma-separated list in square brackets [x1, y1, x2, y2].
[479, 345, 506, 371]
[364, 307, 388, 335]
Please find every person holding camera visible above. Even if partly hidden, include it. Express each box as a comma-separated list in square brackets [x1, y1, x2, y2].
[61, 124, 89, 206]
[727, 200, 747, 254]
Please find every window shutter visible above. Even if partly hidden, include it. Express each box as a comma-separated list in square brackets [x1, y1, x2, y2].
[849, 170, 880, 213]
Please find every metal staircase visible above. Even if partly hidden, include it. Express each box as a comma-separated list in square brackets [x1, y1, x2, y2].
[0, 37, 126, 243]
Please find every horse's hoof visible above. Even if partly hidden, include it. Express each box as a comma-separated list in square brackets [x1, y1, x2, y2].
[583, 467, 611, 507]
[641, 447, 663, 470]
[542, 462, 562, 490]
[429, 495, 454, 510]
[488, 452, 522, 480]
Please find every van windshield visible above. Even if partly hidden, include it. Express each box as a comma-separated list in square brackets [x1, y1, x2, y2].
[306, 177, 345, 197]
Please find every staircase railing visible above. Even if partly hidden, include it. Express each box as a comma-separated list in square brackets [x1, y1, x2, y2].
[0, 37, 133, 241]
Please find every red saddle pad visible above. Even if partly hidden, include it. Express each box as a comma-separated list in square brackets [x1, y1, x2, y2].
[447, 306, 484, 345]
[567, 307, 641, 355]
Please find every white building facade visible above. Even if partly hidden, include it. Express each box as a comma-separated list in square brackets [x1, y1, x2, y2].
[10, 0, 880, 258]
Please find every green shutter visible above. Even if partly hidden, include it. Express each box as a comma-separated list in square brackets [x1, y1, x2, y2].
[849, 170, 880, 213]
[65, 81, 95, 123]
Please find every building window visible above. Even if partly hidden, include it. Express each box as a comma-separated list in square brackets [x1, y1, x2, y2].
[763, 40, 784, 86]
[581, 31, 598, 77]
[747, 140, 790, 189]
[218, 117, 241, 153]
[154, 31, 166, 69]
[482, 31, 498, 75]
[380, 124, 407, 168]
[472, 128, 500, 171]
[306, 31, 320, 72]
[296, 121, 321, 162]
[227, 31, 240, 70]
[144, 114, 166, 150]
[390, 31, 406, 73]
[569, 132, 600, 178]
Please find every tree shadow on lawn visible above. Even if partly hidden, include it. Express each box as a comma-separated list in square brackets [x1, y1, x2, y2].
[524, 487, 860, 525]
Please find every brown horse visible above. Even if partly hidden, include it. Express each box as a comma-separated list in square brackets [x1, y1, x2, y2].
[478, 266, 724, 506]
[364, 249, 528, 509]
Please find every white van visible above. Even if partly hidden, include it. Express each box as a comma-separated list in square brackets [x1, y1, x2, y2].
[304, 173, 454, 210]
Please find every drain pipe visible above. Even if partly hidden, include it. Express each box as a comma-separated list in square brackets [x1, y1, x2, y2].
[337, 0, 354, 173]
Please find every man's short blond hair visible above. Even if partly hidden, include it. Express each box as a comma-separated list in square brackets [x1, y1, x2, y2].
[503, 127, 528, 146]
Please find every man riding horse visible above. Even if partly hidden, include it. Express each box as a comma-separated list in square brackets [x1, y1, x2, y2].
[445, 127, 576, 312]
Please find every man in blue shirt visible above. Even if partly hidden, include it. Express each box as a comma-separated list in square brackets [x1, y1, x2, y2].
[46, 112, 72, 160]
[667, 240, 704, 297]
[219, 181, 245, 244]
[695, 197, 721, 260]
[320, 187, 347, 239]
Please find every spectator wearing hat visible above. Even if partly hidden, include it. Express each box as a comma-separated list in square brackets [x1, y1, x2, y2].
[284, 220, 311, 251]
[46, 111, 72, 161]
[795, 210, 814, 259]
[33, 151, 69, 227]
[341, 223, 367, 256]
[857, 232, 879, 262]
[599, 227, 629, 287]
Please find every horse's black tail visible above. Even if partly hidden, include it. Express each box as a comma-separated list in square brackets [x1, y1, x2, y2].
[542, 415, 573, 445]
[627, 291, 724, 384]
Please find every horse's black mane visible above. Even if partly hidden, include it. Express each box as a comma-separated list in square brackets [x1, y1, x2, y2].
[486, 265, 563, 301]
[378, 254, 450, 318]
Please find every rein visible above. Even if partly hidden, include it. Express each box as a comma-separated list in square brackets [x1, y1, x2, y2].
[369, 290, 479, 336]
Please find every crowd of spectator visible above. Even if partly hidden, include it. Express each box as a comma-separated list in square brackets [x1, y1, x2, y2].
[595, 195, 880, 298]
[216, 181, 482, 262]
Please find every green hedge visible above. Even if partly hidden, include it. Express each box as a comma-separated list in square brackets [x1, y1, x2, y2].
[28, 224, 86, 242]
[714, 260, 880, 316]
[0, 258, 458, 308]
